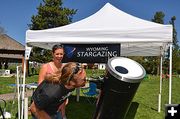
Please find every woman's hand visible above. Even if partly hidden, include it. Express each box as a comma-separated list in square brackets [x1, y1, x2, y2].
[73, 69, 87, 87]
[57, 99, 68, 117]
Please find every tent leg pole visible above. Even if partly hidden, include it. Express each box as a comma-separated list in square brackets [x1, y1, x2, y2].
[24, 98, 28, 119]
[158, 55, 163, 112]
[169, 44, 172, 104]
[76, 88, 80, 102]
[21, 58, 26, 119]
[158, 94, 161, 112]
[21, 45, 28, 119]
[16, 66, 21, 119]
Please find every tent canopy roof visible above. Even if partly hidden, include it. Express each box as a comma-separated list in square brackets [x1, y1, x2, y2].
[26, 3, 172, 56]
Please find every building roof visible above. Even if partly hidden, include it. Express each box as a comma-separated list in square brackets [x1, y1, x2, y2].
[0, 34, 24, 53]
[0, 34, 25, 62]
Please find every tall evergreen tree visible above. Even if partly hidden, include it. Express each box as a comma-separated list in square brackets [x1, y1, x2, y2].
[29, 0, 76, 30]
[151, 11, 165, 24]
[149, 11, 165, 75]
[28, 0, 77, 62]
[129, 12, 165, 75]
[170, 16, 179, 50]
[169, 16, 180, 74]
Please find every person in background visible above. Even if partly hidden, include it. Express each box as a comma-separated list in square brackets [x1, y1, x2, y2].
[31, 62, 35, 75]
[30, 62, 86, 119]
[4, 61, 8, 69]
[0, 62, 2, 69]
[37, 44, 67, 119]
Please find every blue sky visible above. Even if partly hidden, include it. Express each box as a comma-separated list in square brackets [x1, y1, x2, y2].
[0, 0, 179, 45]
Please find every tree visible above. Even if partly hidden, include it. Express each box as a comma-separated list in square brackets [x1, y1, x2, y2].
[170, 16, 179, 50]
[149, 11, 165, 75]
[129, 12, 165, 75]
[0, 25, 5, 35]
[151, 12, 180, 75]
[169, 16, 180, 74]
[160, 16, 180, 75]
[29, 0, 76, 30]
[28, 0, 77, 63]
[151, 11, 165, 24]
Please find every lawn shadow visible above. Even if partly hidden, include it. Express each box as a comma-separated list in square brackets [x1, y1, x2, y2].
[67, 96, 96, 119]
[68, 96, 139, 119]
[125, 102, 139, 119]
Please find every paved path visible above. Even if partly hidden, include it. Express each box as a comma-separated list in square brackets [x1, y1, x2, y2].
[0, 90, 33, 101]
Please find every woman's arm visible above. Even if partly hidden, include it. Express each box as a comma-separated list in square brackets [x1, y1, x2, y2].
[30, 102, 51, 119]
[58, 99, 68, 117]
[38, 64, 47, 84]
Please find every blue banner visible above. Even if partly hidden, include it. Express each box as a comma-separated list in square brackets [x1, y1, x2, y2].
[63, 44, 120, 63]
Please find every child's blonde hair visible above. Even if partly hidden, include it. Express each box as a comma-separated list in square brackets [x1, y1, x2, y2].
[45, 62, 77, 84]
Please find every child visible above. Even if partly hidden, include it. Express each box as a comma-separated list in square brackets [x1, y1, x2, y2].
[30, 62, 86, 119]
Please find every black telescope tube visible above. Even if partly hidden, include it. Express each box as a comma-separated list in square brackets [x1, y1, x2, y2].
[93, 75, 140, 119]
[93, 57, 145, 119]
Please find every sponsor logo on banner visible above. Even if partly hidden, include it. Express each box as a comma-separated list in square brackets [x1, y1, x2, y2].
[63, 44, 120, 63]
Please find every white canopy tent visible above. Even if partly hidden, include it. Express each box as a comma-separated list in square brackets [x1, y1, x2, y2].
[26, 3, 172, 56]
[23, 3, 173, 117]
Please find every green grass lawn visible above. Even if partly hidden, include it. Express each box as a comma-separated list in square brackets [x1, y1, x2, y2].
[0, 75, 180, 119]
[66, 76, 180, 119]
[0, 75, 39, 94]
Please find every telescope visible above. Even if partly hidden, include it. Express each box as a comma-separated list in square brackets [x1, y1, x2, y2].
[92, 57, 146, 119]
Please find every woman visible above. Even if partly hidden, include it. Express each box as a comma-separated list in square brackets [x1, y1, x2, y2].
[30, 62, 86, 119]
[38, 44, 64, 84]
[38, 44, 67, 118]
